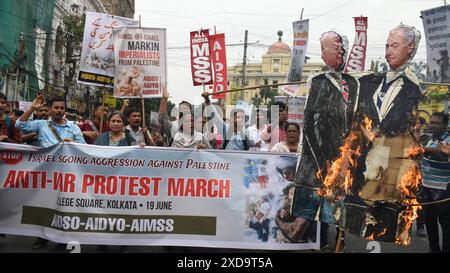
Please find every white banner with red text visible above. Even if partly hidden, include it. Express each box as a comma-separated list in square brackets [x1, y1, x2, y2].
[0, 143, 319, 250]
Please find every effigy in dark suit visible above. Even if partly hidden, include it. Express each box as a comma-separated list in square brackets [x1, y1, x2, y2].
[283, 31, 360, 244]
[338, 24, 423, 245]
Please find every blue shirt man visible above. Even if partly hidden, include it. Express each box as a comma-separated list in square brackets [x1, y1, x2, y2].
[15, 95, 86, 147]
[420, 112, 450, 253]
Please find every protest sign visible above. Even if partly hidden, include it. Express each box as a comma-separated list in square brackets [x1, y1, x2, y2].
[279, 19, 309, 96]
[421, 5, 450, 82]
[190, 29, 214, 86]
[344, 17, 368, 72]
[113, 27, 166, 98]
[0, 142, 318, 250]
[209, 33, 228, 99]
[18, 101, 32, 111]
[78, 12, 138, 87]
[274, 96, 307, 124]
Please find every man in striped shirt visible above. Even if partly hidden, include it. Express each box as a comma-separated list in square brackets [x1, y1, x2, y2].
[420, 112, 450, 253]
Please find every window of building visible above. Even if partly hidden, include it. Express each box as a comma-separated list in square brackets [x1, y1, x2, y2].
[272, 59, 281, 73]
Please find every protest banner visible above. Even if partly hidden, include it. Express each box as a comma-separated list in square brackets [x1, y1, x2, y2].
[18, 101, 32, 111]
[113, 27, 167, 98]
[344, 17, 368, 72]
[421, 5, 450, 83]
[236, 100, 254, 127]
[279, 19, 309, 96]
[78, 12, 139, 88]
[149, 111, 160, 130]
[209, 33, 228, 99]
[274, 96, 307, 124]
[0, 142, 319, 250]
[190, 29, 214, 86]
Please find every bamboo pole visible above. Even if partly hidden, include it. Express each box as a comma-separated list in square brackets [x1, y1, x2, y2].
[99, 91, 105, 134]
[204, 80, 306, 96]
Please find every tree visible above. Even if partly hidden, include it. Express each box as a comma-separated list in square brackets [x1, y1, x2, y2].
[410, 61, 427, 82]
[62, 13, 85, 101]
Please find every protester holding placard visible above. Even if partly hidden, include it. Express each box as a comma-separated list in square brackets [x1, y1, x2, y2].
[125, 108, 155, 146]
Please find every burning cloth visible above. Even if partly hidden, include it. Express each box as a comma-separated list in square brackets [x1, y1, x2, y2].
[327, 24, 423, 245]
[289, 31, 359, 242]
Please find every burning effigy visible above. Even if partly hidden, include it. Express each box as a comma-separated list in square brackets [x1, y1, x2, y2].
[318, 24, 423, 246]
[286, 30, 360, 245]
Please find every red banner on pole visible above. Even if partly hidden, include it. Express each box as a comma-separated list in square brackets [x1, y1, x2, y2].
[344, 17, 368, 72]
[209, 34, 227, 99]
[190, 29, 214, 86]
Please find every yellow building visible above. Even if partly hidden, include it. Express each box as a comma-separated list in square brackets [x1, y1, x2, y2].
[418, 84, 449, 122]
[226, 31, 324, 105]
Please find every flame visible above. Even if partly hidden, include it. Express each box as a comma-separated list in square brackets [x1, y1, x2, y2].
[363, 116, 376, 142]
[406, 146, 425, 158]
[319, 131, 357, 198]
[365, 228, 388, 241]
[395, 166, 422, 246]
[318, 116, 375, 199]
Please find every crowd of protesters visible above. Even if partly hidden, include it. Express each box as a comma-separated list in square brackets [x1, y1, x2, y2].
[1, 85, 449, 252]
[0, 88, 298, 251]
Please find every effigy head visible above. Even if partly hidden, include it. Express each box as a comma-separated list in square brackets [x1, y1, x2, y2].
[320, 31, 349, 71]
[385, 24, 421, 71]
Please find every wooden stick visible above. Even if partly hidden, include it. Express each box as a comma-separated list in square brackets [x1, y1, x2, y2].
[99, 91, 105, 134]
[335, 228, 344, 253]
[141, 97, 145, 127]
[205, 81, 306, 96]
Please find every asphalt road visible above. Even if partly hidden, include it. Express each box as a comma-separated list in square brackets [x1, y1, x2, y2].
[0, 221, 433, 253]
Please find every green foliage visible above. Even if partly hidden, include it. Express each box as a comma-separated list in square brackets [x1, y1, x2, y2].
[62, 13, 85, 46]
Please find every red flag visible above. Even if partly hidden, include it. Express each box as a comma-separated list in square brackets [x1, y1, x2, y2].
[209, 34, 227, 99]
[344, 17, 368, 72]
[190, 29, 214, 86]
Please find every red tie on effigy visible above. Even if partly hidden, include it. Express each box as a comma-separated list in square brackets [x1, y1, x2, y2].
[341, 79, 349, 103]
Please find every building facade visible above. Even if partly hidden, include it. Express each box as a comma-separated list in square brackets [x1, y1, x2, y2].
[225, 31, 324, 106]
[0, 0, 134, 118]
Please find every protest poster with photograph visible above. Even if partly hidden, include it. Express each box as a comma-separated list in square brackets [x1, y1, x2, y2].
[421, 5, 450, 83]
[78, 12, 138, 87]
[113, 27, 167, 98]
